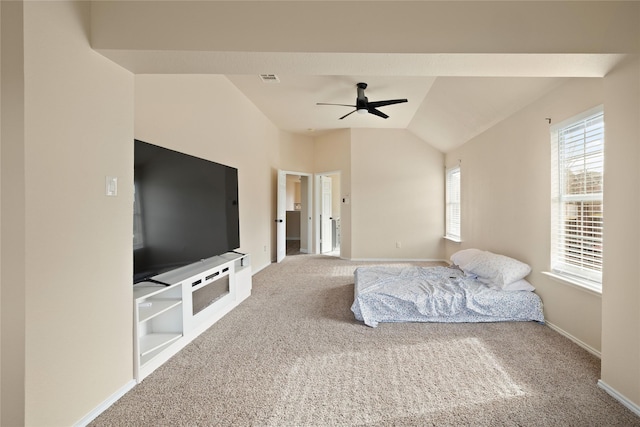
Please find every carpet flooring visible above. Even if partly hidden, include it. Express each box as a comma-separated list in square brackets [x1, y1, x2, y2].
[91, 254, 640, 426]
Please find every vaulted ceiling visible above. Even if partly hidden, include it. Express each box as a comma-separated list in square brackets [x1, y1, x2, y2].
[91, 1, 637, 152]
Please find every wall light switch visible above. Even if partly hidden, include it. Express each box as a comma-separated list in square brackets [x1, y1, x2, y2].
[106, 176, 118, 196]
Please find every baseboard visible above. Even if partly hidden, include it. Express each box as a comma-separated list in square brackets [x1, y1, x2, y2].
[545, 321, 601, 358]
[598, 380, 640, 417]
[252, 261, 271, 275]
[74, 379, 136, 427]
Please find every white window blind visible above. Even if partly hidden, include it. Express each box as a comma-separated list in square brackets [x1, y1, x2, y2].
[445, 166, 461, 241]
[550, 107, 604, 289]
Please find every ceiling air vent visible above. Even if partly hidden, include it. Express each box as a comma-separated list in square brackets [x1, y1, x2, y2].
[259, 74, 280, 83]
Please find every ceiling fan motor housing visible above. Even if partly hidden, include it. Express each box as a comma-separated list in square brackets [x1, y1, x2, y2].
[356, 82, 368, 111]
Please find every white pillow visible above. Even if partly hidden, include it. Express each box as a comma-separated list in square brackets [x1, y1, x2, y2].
[503, 279, 535, 292]
[450, 248, 484, 269]
[479, 277, 535, 292]
[461, 251, 531, 288]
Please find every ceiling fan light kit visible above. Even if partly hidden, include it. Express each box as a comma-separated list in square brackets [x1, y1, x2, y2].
[317, 82, 408, 120]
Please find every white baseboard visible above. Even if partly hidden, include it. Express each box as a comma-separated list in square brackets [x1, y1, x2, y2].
[514, 322, 640, 416]
[252, 261, 271, 275]
[545, 321, 601, 358]
[74, 379, 136, 427]
[598, 380, 640, 417]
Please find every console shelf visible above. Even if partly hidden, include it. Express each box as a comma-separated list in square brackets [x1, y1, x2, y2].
[138, 299, 182, 323]
[140, 333, 182, 359]
[133, 252, 251, 381]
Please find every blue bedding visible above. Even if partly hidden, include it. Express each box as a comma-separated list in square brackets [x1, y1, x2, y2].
[351, 266, 544, 327]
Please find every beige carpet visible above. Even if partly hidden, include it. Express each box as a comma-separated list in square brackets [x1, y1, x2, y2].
[91, 255, 640, 426]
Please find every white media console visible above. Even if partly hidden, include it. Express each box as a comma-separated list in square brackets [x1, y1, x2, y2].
[133, 252, 251, 382]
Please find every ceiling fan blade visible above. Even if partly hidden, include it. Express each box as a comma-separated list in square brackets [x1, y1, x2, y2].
[317, 102, 356, 107]
[339, 110, 358, 120]
[367, 99, 408, 109]
[367, 108, 389, 119]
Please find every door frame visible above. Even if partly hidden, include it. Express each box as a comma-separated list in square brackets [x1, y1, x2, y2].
[276, 170, 313, 262]
[314, 171, 341, 256]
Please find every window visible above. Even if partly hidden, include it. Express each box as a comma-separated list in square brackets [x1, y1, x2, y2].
[550, 106, 604, 290]
[445, 166, 461, 242]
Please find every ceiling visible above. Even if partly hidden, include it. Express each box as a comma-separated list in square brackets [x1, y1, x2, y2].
[91, 1, 635, 153]
[225, 74, 566, 152]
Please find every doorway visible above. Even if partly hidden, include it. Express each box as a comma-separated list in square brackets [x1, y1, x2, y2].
[276, 170, 312, 262]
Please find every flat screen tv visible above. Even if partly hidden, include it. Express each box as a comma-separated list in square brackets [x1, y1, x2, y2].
[133, 139, 240, 284]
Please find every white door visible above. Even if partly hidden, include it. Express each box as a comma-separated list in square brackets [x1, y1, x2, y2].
[276, 169, 286, 262]
[320, 176, 333, 253]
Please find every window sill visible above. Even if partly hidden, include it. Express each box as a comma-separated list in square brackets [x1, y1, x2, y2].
[443, 236, 462, 243]
[541, 271, 602, 296]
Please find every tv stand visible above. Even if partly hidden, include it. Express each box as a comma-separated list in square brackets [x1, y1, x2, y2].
[133, 252, 251, 382]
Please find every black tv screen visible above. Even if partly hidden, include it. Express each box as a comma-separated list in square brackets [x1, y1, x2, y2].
[133, 139, 240, 283]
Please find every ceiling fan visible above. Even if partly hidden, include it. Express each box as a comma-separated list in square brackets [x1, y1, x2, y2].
[317, 82, 408, 120]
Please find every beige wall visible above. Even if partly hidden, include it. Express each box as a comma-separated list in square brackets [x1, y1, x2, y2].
[351, 129, 444, 260]
[1, 2, 26, 425]
[3, 2, 637, 424]
[135, 74, 278, 273]
[445, 61, 640, 407]
[311, 128, 444, 261]
[445, 78, 605, 350]
[278, 134, 314, 256]
[601, 57, 640, 404]
[91, 1, 639, 57]
[279, 131, 314, 173]
[0, 2, 3, 421]
[22, 1, 134, 425]
[314, 130, 352, 259]
[286, 175, 301, 210]
[286, 211, 301, 239]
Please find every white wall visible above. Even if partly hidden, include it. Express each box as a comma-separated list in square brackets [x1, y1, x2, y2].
[351, 129, 444, 260]
[22, 2, 134, 425]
